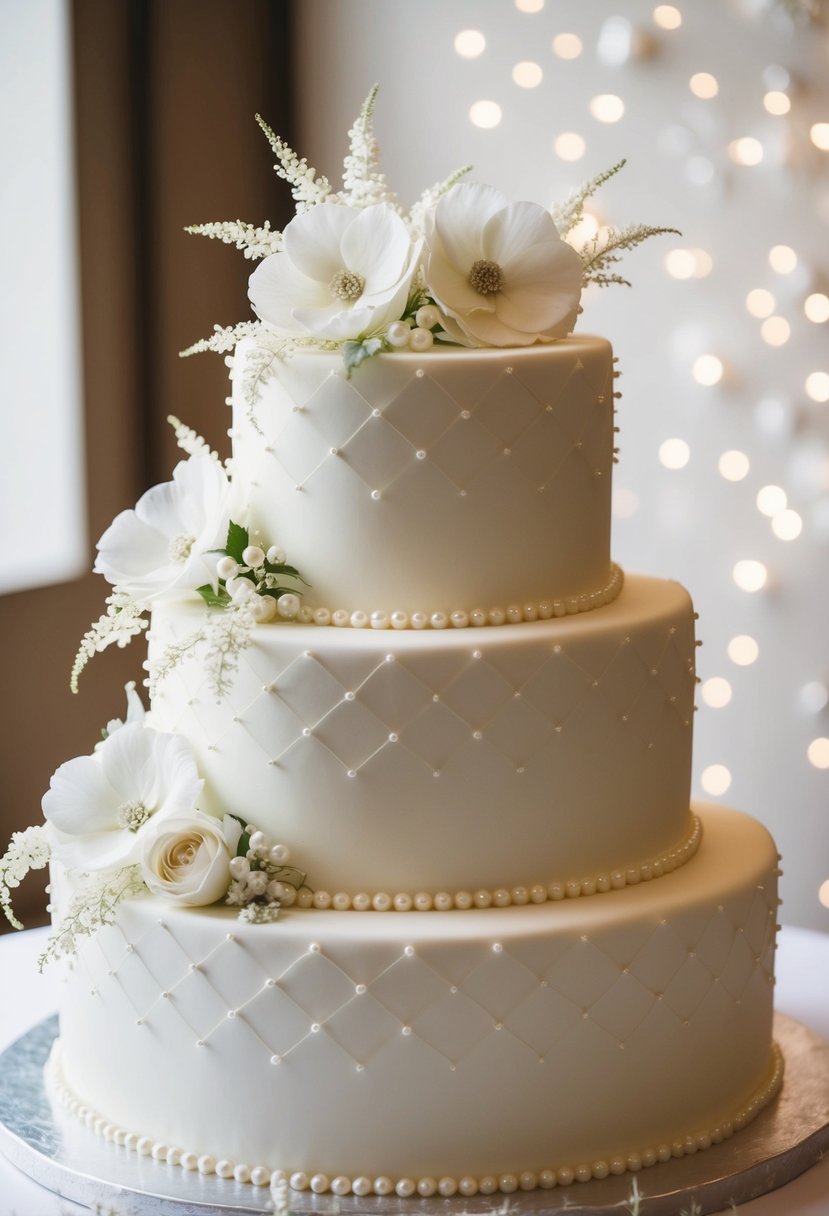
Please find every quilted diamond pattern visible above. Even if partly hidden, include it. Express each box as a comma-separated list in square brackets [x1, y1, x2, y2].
[79, 878, 775, 1074]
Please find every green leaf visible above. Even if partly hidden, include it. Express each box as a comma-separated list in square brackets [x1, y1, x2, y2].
[196, 584, 231, 608]
[268, 562, 308, 584]
[342, 337, 385, 378]
[225, 520, 249, 563]
[273, 865, 307, 890]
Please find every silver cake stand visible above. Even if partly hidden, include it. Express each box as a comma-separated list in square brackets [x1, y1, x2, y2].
[0, 1013, 826, 1216]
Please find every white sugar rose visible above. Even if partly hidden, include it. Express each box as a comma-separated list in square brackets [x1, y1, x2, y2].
[42, 723, 203, 873]
[94, 454, 232, 602]
[248, 202, 421, 341]
[141, 813, 243, 907]
[424, 182, 583, 347]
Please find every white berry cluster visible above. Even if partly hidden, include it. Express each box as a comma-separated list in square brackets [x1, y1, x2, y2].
[225, 828, 305, 918]
[216, 543, 301, 624]
[385, 304, 441, 353]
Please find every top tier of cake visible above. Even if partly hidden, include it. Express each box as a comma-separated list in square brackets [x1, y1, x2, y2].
[230, 336, 616, 621]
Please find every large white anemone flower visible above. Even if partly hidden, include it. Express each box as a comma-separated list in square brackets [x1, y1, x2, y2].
[424, 182, 583, 347]
[248, 202, 421, 341]
[94, 455, 231, 602]
[42, 723, 203, 873]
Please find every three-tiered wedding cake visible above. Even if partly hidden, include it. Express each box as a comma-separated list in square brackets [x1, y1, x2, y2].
[8, 94, 782, 1199]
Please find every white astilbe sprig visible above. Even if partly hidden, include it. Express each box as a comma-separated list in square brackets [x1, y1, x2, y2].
[180, 320, 265, 359]
[184, 220, 283, 260]
[0, 825, 51, 930]
[579, 223, 681, 288]
[231, 338, 296, 434]
[408, 163, 473, 234]
[551, 159, 628, 237]
[38, 866, 146, 970]
[334, 84, 398, 210]
[71, 592, 149, 694]
[204, 601, 255, 701]
[149, 602, 257, 703]
[255, 113, 331, 212]
[145, 626, 206, 700]
[167, 415, 223, 465]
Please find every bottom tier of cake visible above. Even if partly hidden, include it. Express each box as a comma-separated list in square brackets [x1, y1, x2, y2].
[51, 804, 781, 1194]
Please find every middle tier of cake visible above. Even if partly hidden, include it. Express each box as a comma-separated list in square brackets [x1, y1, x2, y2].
[148, 574, 696, 898]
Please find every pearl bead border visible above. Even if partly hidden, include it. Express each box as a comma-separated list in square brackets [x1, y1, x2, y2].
[286, 814, 702, 913]
[46, 1039, 783, 1197]
[286, 563, 624, 630]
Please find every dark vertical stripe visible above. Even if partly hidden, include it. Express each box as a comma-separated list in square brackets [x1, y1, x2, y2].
[127, 0, 155, 487]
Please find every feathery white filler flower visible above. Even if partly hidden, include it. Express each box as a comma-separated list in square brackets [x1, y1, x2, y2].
[424, 182, 583, 347]
[94, 455, 232, 602]
[248, 202, 420, 341]
[42, 723, 203, 872]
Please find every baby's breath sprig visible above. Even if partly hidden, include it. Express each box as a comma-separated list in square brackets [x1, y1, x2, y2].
[38, 866, 145, 971]
[71, 592, 149, 694]
[0, 825, 51, 930]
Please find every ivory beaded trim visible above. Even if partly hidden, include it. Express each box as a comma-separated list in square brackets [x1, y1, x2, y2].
[287, 562, 624, 630]
[282, 813, 703, 913]
[46, 1040, 784, 1198]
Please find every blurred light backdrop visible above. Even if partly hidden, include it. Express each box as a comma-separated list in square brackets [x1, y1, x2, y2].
[294, 0, 829, 929]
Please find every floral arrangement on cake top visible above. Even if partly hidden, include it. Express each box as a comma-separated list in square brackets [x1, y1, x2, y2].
[183, 84, 677, 373]
[0, 684, 311, 966]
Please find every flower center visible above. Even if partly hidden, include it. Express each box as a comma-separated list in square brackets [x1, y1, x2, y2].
[468, 259, 505, 296]
[168, 534, 196, 563]
[329, 269, 365, 302]
[117, 800, 150, 833]
[170, 839, 199, 867]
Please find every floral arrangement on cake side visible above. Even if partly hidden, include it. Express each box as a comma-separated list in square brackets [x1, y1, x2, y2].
[0, 682, 311, 966]
[184, 84, 677, 374]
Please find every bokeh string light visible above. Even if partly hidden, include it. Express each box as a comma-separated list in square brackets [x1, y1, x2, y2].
[447, 1, 829, 923]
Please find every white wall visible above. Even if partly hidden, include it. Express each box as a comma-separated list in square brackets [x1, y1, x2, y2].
[0, 0, 86, 593]
[294, 0, 829, 929]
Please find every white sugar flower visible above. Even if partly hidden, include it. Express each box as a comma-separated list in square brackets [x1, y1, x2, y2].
[42, 723, 203, 873]
[94, 455, 232, 602]
[424, 182, 583, 347]
[141, 812, 242, 907]
[101, 681, 146, 740]
[248, 202, 420, 341]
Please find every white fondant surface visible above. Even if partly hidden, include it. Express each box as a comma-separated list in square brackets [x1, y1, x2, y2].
[54, 806, 779, 1183]
[148, 573, 696, 893]
[230, 337, 615, 616]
